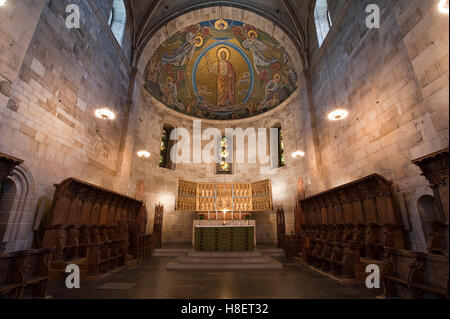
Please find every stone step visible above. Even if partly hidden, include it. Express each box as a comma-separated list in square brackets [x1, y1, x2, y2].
[258, 248, 284, 257]
[187, 250, 263, 258]
[154, 248, 191, 253]
[152, 248, 191, 257]
[167, 260, 283, 270]
[257, 248, 283, 253]
[152, 252, 188, 257]
[177, 256, 272, 264]
[166, 250, 283, 270]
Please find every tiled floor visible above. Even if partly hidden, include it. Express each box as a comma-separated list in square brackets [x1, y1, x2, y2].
[47, 254, 382, 299]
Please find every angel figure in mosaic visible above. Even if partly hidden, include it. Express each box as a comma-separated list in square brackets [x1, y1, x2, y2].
[162, 31, 204, 67]
[242, 30, 278, 74]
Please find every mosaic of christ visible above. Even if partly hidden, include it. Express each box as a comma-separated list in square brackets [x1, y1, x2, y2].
[144, 19, 298, 120]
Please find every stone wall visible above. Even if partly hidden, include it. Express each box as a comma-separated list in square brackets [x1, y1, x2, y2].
[1, 0, 447, 251]
[128, 6, 311, 246]
[130, 87, 310, 245]
[0, 0, 133, 251]
[0, 0, 46, 109]
[307, 0, 449, 250]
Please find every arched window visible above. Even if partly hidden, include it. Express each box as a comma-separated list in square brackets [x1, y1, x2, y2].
[268, 124, 285, 169]
[216, 136, 233, 175]
[275, 126, 286, 168]
[314, 0, 332, 47]
[159, 125, 175, 170]
[108, 0, 126, 46]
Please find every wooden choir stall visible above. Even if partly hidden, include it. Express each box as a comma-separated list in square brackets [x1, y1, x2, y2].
[0, 152, 54, 298]
[381, 149, 449, 299]
[280, 174, 406, 276]
[280, 155, 449, 298]
[38, 178, 154, 280]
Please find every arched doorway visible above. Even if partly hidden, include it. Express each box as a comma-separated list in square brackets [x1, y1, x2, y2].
[0, 165, 37, 252]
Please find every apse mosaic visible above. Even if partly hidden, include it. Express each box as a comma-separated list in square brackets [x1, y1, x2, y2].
[144, 19, 298, 120]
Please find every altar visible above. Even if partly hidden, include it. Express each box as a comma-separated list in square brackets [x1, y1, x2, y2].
[193, 220, 256, 251]
[176, 179, 273, 252]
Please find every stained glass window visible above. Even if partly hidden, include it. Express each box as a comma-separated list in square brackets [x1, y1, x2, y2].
[108, 0, 126, 46]
[278, 127, 286, 168]
[216, 136, 233, 174]
[314, 0, 332, 47]
[159, 126, 173, 169]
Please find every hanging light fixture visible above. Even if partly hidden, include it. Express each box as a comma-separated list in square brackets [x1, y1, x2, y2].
[95, 107, 116, 120]
[290, 103, 306, 160]
[322, 38, 349, 124]
[137, 150, 151, 158]
[291, 150, 305, 158]
[136, 116, 152, 159]
[327, 109, 349, 121]
[439, 0, 449, 14]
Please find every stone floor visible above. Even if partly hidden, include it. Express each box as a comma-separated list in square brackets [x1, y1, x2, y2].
[47, 253, 382, 299]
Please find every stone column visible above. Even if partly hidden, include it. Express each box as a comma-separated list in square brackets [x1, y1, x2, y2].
[114, 68, 140, 194]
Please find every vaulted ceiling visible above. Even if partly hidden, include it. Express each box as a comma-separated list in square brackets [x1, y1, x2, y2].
[128, 0, 315, 63]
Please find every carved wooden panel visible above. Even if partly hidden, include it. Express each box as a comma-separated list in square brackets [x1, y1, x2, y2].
[251, 180, 273, 211]
[298, 174, 403, 229]
[176, 180, 272, 212]
[176, 180, 197, 211]
[280, 175, 414, 282]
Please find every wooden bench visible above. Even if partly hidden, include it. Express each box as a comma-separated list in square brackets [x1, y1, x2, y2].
[381, 248, 449, 299]
[0, 248, 53, 299]
[37, 178, 150, 280]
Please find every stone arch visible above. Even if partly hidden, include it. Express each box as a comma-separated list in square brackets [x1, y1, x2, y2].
[0, 164, 37, 252]
[416, 194, 440, 250]
[402, 186, 433, 252]
[417, 195, 438, 226]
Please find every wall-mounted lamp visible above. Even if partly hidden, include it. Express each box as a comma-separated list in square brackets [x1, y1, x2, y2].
[327, 109, 349, 121]
[439, 0, 449, 14]
[291, 150, 305, 158]
[95, 108, 116, 120]
[137, 150, 151, 158]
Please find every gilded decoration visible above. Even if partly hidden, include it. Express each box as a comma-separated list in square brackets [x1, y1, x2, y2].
[144, 19, 298, 120]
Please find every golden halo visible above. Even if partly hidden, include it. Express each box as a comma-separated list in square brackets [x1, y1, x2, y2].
[166, 76, 173, 83]
[217, 47, 231, 61]
[194, 35, 204, 47]
[215, 19, 229, 30]
[248, 30, 258, 38]
[273, 73, 281, 81]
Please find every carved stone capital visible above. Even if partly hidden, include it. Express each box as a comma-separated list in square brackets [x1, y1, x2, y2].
[412, 148, 449, 188]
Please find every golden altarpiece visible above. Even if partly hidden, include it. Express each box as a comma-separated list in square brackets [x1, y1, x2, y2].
[176, 180, 273, 251]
